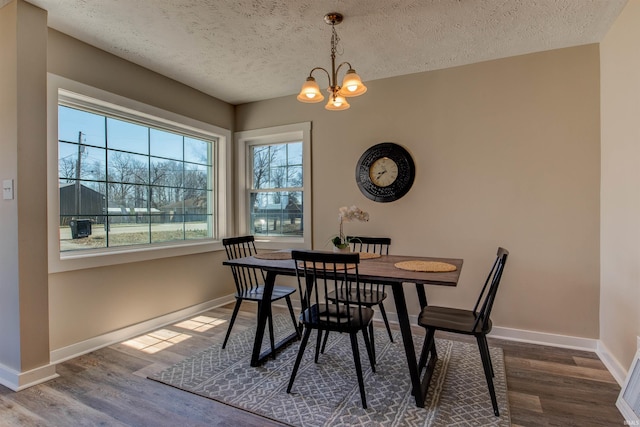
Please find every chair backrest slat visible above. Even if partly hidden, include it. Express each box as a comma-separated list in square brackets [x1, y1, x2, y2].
[347, 236, 391, 255]
[347, 236, 391, 296]
[292, 250, 363, 329]
[222, 235, 264, 294]
[472, 247, 509, 332]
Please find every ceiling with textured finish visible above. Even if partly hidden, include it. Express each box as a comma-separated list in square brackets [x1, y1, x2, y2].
[18, 0, 628, 105]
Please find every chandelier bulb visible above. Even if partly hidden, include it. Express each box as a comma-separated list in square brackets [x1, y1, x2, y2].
[339, 69, 367, 97]
[325, 93, 350, 110]
[297, 76, 324, 103]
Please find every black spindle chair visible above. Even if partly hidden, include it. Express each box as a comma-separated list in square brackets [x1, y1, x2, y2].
[322, 236, 392, 364]
[417, 247, 509, 416]
[287, 250, 376, 409]
[222, 236, 300, 356]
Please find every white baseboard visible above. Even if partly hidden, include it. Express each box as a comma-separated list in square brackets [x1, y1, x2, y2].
[50, 294, 235, 365]
[0, 361, 59, 392]
[488, 326, 599, 352]
[597, 340, 629, 386]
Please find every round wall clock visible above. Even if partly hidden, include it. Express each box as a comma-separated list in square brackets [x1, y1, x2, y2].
[355, 142, 415, 203]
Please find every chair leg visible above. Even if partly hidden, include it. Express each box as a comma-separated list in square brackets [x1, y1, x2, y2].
[362, 326, 376, 373]
[320, 330, 330, 354]
[314, 328, 323, 363]
[476, 335, 499, 416]
[285, 296, 301, 339]
[418, 328, 435, 373]
[267, 306, 276, 359]
[222, 299, 242, 349]
[287, 327, 312, 394]
[378, 302, 394, 343]
[369, 323, 376, 366]
[479, 335, 494, 377]
[349, 332, 368, 409]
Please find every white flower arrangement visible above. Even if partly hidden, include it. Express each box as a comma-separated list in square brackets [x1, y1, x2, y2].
[332, 205, 370, 249]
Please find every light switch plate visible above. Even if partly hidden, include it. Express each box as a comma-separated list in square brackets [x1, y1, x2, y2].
[3, 179, 14, 200]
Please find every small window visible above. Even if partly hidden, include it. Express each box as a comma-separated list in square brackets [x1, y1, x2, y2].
[57, 91, 218, 252]
[249, 142, 303, 237]
[236, 123, 311, 248]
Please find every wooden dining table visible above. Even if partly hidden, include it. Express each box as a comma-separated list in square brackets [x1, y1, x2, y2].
[222, 250, 463, 408]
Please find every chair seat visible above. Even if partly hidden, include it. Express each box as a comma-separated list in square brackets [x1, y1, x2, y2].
[328, 288, 386, 307]
[418, 306, 492, 335]
[300, 303, 374, 332]
[236, 285, 296, 302]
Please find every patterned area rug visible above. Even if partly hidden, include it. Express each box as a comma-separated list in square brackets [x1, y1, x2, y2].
[149, 315, 510, 426]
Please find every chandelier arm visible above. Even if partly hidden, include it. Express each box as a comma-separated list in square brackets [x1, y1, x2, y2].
[308, 67, 331, 86]
[335, 62, 353, 77]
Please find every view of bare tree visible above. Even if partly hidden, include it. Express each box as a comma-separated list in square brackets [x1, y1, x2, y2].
[249, 142, 304, 236]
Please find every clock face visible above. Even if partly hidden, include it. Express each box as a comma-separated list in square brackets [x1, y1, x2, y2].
[356, 143, 415, 203]
[369, 157, 398, 187]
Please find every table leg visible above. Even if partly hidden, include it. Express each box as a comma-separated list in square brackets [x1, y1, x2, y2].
[250, 270, 299, 367]
[391, 284, 426, 407]
[250, 271, 275, 366]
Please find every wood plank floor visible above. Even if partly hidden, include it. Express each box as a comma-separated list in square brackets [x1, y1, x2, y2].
[0, 304, 626, 426]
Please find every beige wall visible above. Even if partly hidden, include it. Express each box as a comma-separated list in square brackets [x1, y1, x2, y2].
[0, 0, 22, 371]
[16, 0, 49, 373]
[0, 0, 50, 373]
[46, 29, 237, 351]
[600, 0, 640, 373]
[237, 45, 602, 338]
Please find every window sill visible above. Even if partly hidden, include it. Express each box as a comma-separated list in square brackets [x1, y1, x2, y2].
[50, 239, 221, 273]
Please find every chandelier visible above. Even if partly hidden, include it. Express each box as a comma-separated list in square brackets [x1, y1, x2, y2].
[296, 12, 367, 111]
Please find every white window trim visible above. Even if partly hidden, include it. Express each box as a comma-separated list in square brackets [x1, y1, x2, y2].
[235, 122, 312, 250]
[47, 74, 232, 273]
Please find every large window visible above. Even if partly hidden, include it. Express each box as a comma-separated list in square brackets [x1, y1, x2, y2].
[56, 88, 224, 254]
[236, 123, 311, 248]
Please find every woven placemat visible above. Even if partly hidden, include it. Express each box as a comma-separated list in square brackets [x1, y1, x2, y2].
[358, 252, 381, 260]
[394, 260, 457, 272]
[253, 251, 292, 260]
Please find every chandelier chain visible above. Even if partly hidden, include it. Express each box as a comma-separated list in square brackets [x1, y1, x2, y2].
[331, 25, 344, 57]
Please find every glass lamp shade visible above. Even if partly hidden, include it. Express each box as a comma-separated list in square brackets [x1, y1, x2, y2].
[325, 94, 350, 111]
[339, 69, 367, 97]
[297, 77, 325, 103]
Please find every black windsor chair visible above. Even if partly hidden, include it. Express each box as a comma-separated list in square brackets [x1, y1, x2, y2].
[222, 236, 300, 356]
[417, 247, 509, 416]
[287, 250, 376, 409]
[321, 236, 392, 364]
